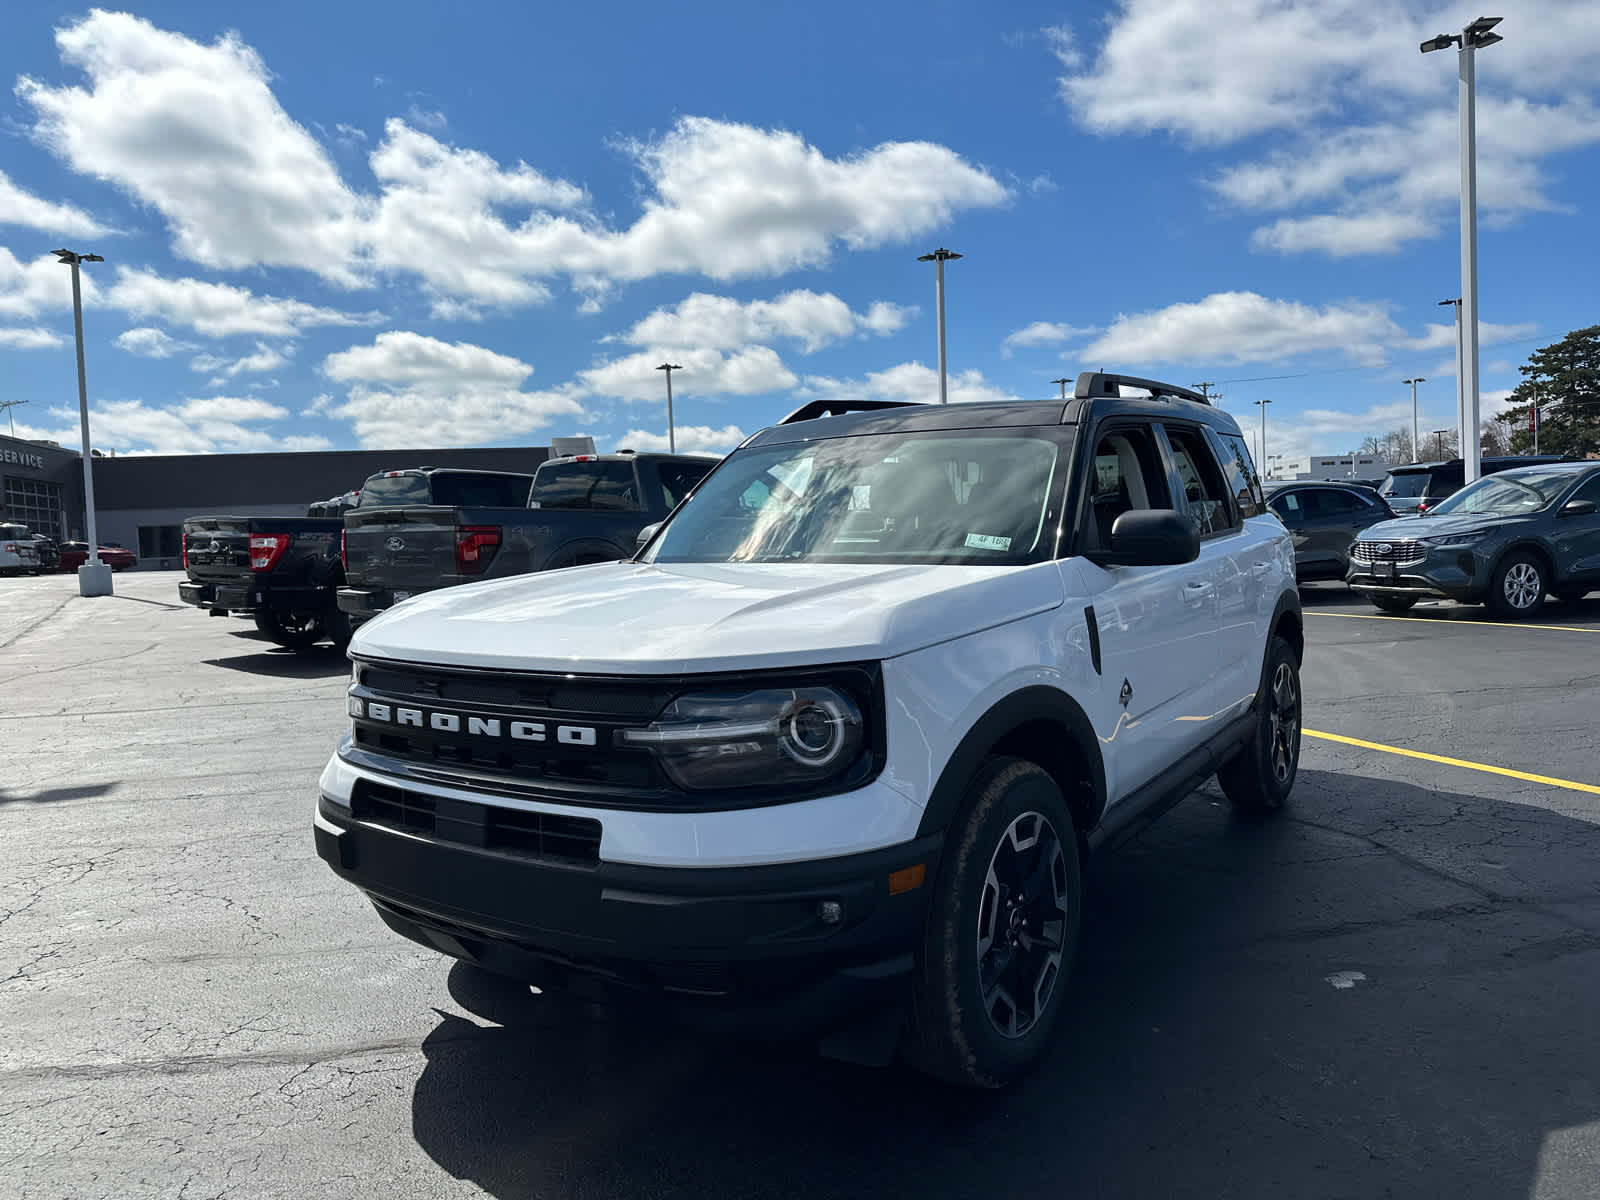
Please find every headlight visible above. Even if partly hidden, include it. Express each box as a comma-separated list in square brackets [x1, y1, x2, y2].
[620, 686, 866, 791]
[1422, 530, 1489, 547]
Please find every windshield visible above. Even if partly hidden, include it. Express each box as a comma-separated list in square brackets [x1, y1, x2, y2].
[1425, 467, 1580, 517]
[644, 430, 1065, 565]
[1381, 471, 1431, 498]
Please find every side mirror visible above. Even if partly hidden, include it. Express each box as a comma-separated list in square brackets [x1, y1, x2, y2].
[635, 522, 662, 551]
[1560, 498, 1597, 518]
[1087, 509, 1200, 567]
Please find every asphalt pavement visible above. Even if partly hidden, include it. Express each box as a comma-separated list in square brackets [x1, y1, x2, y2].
[3, 571, 1598, 1199]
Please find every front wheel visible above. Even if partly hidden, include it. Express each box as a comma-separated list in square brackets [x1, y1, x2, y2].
[1487, 552, 1547, 619]
[1216, 636, 1301, 813]
[904, 757, 1081, 1089]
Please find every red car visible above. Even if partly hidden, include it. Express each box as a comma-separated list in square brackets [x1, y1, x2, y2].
[58, 542, 138, 572]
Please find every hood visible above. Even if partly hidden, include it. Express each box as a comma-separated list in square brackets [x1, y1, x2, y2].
[1357, 512, 1530, 541]
[351, 559, 1065, 674]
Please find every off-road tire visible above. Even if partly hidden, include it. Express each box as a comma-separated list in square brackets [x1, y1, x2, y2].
[1216, 636, 1301, 813]
[256, 609, 324, 650]
[904, 757, 1081, 1089]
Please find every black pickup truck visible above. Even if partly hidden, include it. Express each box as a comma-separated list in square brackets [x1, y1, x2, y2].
[337, 453, 715, 626]
[179, 507, 354, 650]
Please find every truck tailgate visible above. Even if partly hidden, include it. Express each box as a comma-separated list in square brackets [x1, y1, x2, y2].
[343, 507, 467, 593]
[182, 517, 252, 584]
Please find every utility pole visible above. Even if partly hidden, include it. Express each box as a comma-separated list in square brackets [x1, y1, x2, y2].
[917, 248, 961, 404]
[1194, 382, 1215, 400]
[0, 398, 28, 438]
[54, 249, 111, 596]
[1051, 377, 1071, 400]
[1403, 377, 1426, 460]
[1433, 429, 1451, 460]
[654, 363, 681, 453]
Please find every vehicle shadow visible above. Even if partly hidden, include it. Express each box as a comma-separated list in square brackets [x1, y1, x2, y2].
[201, 647, 350, 678]
[0, 781, 118, 805]
[406, 769, 1600, 1200]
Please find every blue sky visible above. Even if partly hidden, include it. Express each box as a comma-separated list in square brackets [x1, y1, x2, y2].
[1, 2, 1596, 468]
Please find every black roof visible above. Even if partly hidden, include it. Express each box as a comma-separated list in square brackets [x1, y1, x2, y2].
[1387, 454, 1574, 473]
[749, 394, 1244, 448]
[1263, 480, 1380, 493]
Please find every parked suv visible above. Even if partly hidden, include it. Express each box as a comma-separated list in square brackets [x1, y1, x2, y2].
[0, 524, 40, 575]
[1378, 455, 1572, 515]
[1264, 481, 1393, 580]
[1349, 461, 1600, 617]
[314, 373, 1303, 1088]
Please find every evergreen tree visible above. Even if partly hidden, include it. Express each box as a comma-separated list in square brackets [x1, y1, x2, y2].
[1496, 326, 1600, 456]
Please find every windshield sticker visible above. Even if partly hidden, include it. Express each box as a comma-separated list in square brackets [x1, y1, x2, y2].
[965, 533, 1012, 551]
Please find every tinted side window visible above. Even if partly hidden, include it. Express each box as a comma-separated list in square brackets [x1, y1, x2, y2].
[657, 461, 712, 509]
[532, 461, 639, 511]
[1268, 490, 1301, 519]
[1164, 425, 1237, 537]
[358, 473, 431, 506]
[1570, 474, 1600, 507]
[1305, 490, 1362, 518]
[1211, 430, 1264, 518]
[1082, 426, 1172, 552]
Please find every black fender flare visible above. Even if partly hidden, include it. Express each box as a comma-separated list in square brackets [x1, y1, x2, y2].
[914, 685, 1106, 839]
[1253, 587, 1304, 702]
[539, 538, 631, 572]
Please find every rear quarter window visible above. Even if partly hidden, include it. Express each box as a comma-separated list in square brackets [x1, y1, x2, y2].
[1211, 430, 1264, 518]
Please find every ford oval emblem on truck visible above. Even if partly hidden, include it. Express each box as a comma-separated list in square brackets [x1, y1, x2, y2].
[385, 536, 405, 552]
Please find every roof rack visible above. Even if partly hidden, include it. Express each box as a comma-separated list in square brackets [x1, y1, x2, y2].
[1074, 372, 1209, 405]
[778, 398, 922, 425]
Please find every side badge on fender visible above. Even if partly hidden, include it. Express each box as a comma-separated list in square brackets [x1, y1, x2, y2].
[1119, 678, 1133, 709]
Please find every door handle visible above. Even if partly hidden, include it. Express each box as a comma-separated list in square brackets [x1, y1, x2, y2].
[1182, 580, 1215, 606]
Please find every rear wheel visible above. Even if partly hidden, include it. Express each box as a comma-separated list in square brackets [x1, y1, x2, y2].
[255, 609, 324, 649]
[1216, 636, 1301, 814]
[1487, 552, 1547, 619]
[904, 757, 1081, 1089]
[1370, 594, 1417, 614]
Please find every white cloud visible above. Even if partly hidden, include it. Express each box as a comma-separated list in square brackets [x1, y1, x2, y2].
[20, 14, 1009, 309]
[17, 393, 318, 456]
[190, 342, 292, 378]
[618, 291, 912, 354]
[106, 268, 382, 337]
[320, 330, 584, 447]
[113, 326, 193, 358]
[1082, 291, 1405, 366]
[0, 326, 62, 349]
[1408, 320, 1538, 353]
[578, 346, 797, 403]
[0, 246, 101, 319]
[1002, 320, 1097, 356]
[19, 11, 370, 285]
[799, 362, 1018, 407]
[1054, 1, 1600, 257]
[404, 105, 447, 133]
[0, 169, 111, 237]
[615, 425, 745, 455]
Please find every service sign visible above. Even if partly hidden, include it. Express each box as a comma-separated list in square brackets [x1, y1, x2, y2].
[1, 448, 46, 470]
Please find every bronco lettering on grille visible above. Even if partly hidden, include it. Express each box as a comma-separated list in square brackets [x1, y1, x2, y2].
[353, 699, 595, 746]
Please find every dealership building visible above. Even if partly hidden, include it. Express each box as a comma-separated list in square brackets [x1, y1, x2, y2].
[0, 432, 550, 571]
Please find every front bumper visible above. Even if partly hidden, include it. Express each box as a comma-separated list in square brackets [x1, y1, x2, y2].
[1346, 546, 1484, 602]
[313, 793, 940, 1036]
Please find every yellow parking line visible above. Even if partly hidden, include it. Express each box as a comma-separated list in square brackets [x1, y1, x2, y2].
[1304, 729, 1600, 797]
[1307, 611, 1599, 634]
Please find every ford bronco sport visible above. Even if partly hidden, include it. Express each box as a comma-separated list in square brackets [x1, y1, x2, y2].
[314, 372, 1302, 1087]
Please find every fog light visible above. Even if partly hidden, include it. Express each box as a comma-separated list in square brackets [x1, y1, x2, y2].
[817, 900, 843, 925]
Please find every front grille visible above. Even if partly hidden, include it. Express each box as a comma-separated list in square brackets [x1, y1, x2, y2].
[351, 780, 601, 865]
[1351, 538, 1425, 566]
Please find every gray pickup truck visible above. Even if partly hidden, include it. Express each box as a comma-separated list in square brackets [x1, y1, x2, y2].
[336, 453, 715, 626]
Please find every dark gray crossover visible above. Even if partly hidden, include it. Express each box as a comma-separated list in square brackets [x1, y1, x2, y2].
[1264, 481, 1392, 580]
[1347, 461, 1600, 617]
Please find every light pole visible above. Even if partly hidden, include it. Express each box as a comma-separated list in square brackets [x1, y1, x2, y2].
[1403, 377, 1426, 460]
[1433, 429, 1451, 460]
[54, 249, 111, 597]
[1051, 377, 1071, 400]
[1423, 16, 1503, 484]
[917, 248, 961, 404]
[1254, 399, 1271, 475]
[654, 363, 681, 453]
[1438, 297, 1464, 462]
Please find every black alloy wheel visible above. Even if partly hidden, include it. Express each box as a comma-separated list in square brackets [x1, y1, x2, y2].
[975, 811, 1072, 1040]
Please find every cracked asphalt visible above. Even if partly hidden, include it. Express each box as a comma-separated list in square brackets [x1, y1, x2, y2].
[3, 571, 1598, 1199]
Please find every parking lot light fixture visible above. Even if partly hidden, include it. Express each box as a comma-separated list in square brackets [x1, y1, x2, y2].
[1051, 377, 1071, 400]
[1422, 17, 1504, 485]
[917, 248, 962, 404]
[53, 248, 112, 598]
[654, 363, 682, 454]
[1254, 398, 1271, 474]
[1404, 378, 1426, 461]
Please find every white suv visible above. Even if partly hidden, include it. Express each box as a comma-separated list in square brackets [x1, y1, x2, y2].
[315, 372, 1302, 1087]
